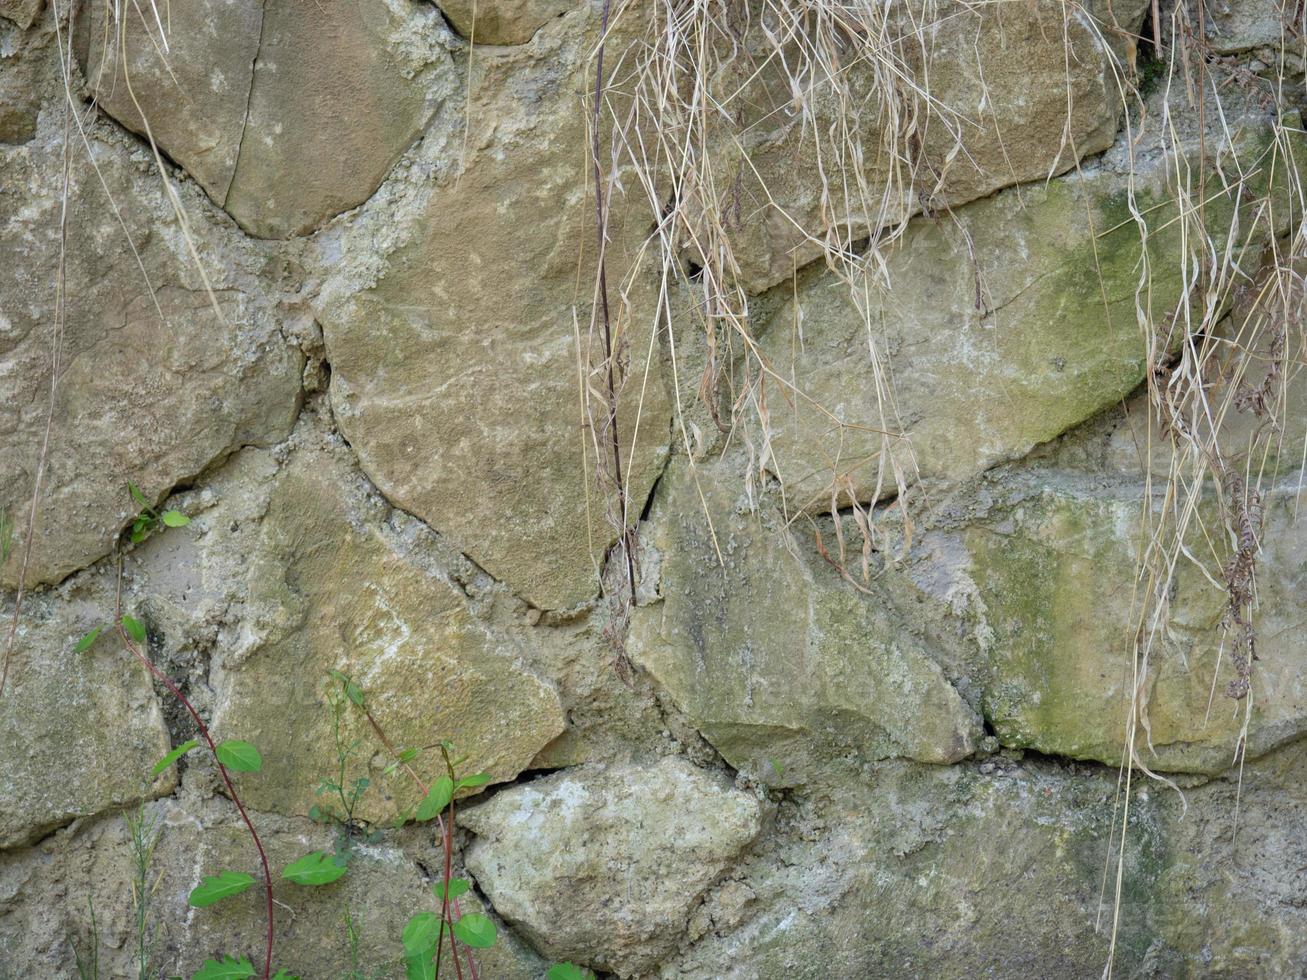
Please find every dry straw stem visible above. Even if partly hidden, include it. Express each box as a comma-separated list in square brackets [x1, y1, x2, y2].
[4, 0, 222, 697]
[582, 0, 1103, 592]
[1098, 3, 1306, 976]
[584, 1, 1306, 977]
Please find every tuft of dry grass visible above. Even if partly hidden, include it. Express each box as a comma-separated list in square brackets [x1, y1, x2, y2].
[582, 2, 1306, 976]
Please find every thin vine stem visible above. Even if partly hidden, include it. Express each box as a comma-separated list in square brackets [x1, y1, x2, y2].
[360, 707, 478, 980]
[114, 559, 275, 980]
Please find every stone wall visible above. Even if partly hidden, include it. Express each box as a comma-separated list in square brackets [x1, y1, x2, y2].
[2, 0, 1306, 977]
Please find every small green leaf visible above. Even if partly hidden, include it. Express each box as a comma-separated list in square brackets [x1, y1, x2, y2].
[191, 955, 255, 980]
[415, 776, 454, 822]
[187, 870, 256, 908]
[452, 913, 497, 949]
[161, 509, 191, 527]
[152, 739, 199, 777]
[398, 748, 419, 762]
[433, 877, 470, 902]
[74, 625, 105, 653]
[128, 482, 152, 510]
[121, 615, 147, 644]
[402, 911, 441, 956]
[0, 510, 13, 565]
[215, 740, 262, 773]
[328, 669, 366, 707]
[281, 850, 348, 886]
[404, 951, 436, 980]
[547, 965, 592, 980]
[454, 772, 492, 791]
[270, 972, 300, 980]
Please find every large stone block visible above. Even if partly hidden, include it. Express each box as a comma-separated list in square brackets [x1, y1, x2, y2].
[659, 749, 1307, 977]
[318, 8, 669, 609]
[439, 0, 575, 44]
[0, 586, 171, 848]
[751, 100, 1298, 512]
[630, 459, 979, 786]
[0, 116, 303, 589]
[713, 0, 1146, 292]
[209, 437, 566, 819]
[904, 477, 1307, 773]
[462, 756, 764, 977]
[83, 0, 445, 237]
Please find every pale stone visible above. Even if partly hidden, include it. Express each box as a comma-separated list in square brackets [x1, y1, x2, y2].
[318, 9, 669, 609]
[659, 750, 1307, 977]
[0, 121, 303, 589]
[461, 756, 764, 976]
[629, 459, 979, 786]
[752, 101, 1297, 512]
[209, 437, 566, 819]
[0, 588, 171, 848]
[1200, 0, 1292, 53]
[720, 0, 1146, 292]
[440, 0, 574, 44]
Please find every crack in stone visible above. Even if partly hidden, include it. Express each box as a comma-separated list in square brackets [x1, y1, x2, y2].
[221, 0, 268, 211]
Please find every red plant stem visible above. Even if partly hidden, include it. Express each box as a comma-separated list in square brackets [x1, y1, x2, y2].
[362, 708, 478, 980]
[115, 562, 274, 980]
[435, 793, 464, 980]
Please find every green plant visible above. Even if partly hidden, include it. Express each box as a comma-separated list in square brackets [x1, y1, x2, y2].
[125, 481, 190, 544]
[308, 671, 381, 864]
[70, 896, 100, 980]
[315, 671, 493, 980]
[72, 495, 278, 980]
[0, 509, 12, 566]
[126, 802, 162, 979]
[339, 907, 387, 980]
[546, 965, 595, 980]
[190, 957, 297, 980]
[401, 741, 497, 980]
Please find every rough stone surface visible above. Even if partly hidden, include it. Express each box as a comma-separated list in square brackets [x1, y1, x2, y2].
[0, 85, 303, 588]
[83, 0, 445, 237]
[461, 756, 765, 976]
[4, 2, 1307, 977]
[82, 0, 261, 203]
[440, 0, 575, 44]
[942, 477, 1307, 773]
[208, 434, 566, 819]
[630, 458, 980, 786]
[657, 748, 1307, 978]
[317, 8, 669, 610]
[222, 0, 446, 238]
[1199, 0, 1292, 53]
[0, 0, 41, 29]
[0, 790, 546, 978]
[753, 99, 1295, 511]
[0, 584, 171, 848]
[721, 0, 1146, 292]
